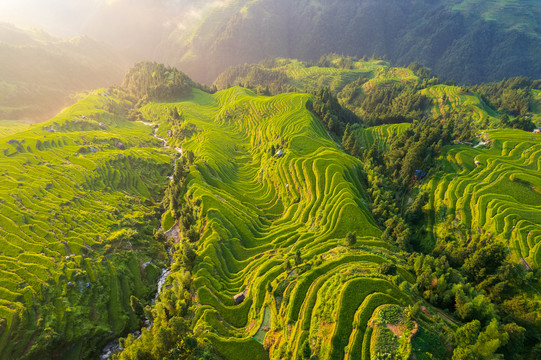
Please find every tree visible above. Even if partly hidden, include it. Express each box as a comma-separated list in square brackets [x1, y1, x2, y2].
[130, 296, 145, 318]
[345, 231, 357, 246]
[342, 123, 351, 145]
[456, 320, 481, 347]
[295, 250, 302, 266]
[301, 339, 311, 359]
[284, 259, 292, 271]
[455, 291, 473, 321]
[378, 262, 397, 275]
[185, 150, 195, 165]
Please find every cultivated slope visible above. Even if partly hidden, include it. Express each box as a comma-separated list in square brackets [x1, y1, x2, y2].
[426, 129, 541, 267]
[214, 56, 504, 128]
[140, 88, 437, 359]
[213, 57, 420, 95]
[0, 89, 172, 359]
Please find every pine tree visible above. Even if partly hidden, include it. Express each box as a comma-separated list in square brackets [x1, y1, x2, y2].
[342, 123, 351, 145]
[345, 232, 357, 246]
[295, 250, 302, 266]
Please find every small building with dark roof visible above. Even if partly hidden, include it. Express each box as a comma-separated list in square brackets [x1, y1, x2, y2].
[233, 292, 245, 305]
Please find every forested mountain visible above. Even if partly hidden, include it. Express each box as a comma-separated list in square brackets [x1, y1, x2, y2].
[0, 23, 127, 123]
[160, 0, 541, 85]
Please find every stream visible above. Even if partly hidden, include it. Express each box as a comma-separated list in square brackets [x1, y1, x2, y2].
[99, 121, 180, 359]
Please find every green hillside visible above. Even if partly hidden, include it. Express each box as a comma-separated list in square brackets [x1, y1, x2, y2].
[113, 87, 456, 360]
[355, 123, 411, 152]
[450, 0, 541, 36]
[213, 57, 420, 95]
[1, 60, 541, 359]
[0, 86, 174, 359]
[214, 55, 537, 129]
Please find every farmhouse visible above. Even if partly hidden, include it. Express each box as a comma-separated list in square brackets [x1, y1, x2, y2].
[534, 128, 541, 134]
[275, 149, 283, 158]
[474, 160, 481, 166]
[233, 292, 245, 304]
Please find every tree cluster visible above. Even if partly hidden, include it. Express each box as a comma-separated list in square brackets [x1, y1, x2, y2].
[472, 77, 541, 116]
[405, 218, 541, 359]
[354, 82, 431, 127]
[163, 152, 201, 244]
[308, 87, 360, 138]
[122, 62, 194, 103]
[213, 62, 290, 94]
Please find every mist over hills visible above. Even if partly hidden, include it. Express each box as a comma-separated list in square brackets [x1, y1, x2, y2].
[0, 23, 127, 123]
[2, 0, 541, 125]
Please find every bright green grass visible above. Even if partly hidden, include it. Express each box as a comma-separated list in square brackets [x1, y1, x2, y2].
[0, 120, 31, 137]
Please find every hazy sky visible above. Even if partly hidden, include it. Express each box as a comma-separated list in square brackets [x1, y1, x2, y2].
[0, 0, 108, 36]
[0, 0, 232, 38]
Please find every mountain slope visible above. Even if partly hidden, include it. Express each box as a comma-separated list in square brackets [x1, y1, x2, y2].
[425, 129, 541, 267]
[162, 0, 541, 85]
[0, 88, 173, 359]
[1, 61, 540, 359]
[113, 86, 451, 360]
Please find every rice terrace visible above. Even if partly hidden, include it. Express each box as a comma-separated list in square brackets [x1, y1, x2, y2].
[1, 1, 541, 360]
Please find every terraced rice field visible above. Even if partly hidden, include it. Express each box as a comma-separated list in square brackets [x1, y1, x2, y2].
[0, 120, 31, 137]
[451, 0, 541, 36]
[355, 123, 411, 151]
[425, 129, 541, 267]
[0, 90, 172, 358]
[360, 66, 418, 94]
[283, 58, 418, 95]
[217, 57, 420, 96]
[421, 85, 500, 126]
[141, 87, 418, 359]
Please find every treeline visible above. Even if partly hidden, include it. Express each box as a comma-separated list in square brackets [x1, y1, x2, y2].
[353, 114, 473, 251]
[216, 55, 541, 134]
[163, 152, 201, 243]
[114, 232, 215, 360]
[213, 62, 290, 94]
[115, 149, 218, 359]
